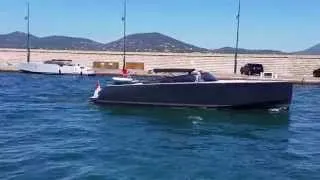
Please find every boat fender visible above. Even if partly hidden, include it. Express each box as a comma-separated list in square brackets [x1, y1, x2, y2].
[122, 68, 129, 77]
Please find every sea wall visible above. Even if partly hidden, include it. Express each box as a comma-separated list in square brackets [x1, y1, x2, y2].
[1, 48, 320, 77]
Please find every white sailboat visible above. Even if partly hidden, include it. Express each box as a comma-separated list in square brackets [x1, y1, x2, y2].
[111, 0, 135, 84]
[17, 2, 95, 76]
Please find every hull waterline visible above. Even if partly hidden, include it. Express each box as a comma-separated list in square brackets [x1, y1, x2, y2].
[19, 69, 96, 76]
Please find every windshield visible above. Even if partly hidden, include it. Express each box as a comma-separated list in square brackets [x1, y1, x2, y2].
[200, 72, 218, 81]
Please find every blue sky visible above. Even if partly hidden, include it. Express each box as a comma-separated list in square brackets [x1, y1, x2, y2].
[0, 0, 319, 52]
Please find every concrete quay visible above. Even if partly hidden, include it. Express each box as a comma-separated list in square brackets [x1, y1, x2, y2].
[1, 48, 320, 84]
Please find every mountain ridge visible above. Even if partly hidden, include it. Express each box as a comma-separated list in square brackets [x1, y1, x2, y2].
[0, 31, 318, 54]
[296, 43, 320, 55]
[103, 32, 208, 53]
[211, 47, 287, 54]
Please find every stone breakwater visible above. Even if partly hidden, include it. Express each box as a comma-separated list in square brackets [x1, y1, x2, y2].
[1, 48, 320, 78]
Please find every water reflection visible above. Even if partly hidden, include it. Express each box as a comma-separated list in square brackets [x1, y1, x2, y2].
[96, 105, 290, 127]
[94, 105, 291, 161]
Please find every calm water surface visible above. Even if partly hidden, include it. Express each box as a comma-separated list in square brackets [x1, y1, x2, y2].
[0, 73, 319, 180]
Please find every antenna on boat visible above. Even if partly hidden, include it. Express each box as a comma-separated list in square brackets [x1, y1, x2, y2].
[122, 0, 127, 72]
[26, 2, 30, 63]
[234, 0, 241, 74]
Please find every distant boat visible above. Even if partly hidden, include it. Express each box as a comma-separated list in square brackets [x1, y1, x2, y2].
[19, 59, 95, 75]
[17, 2, 95, 76]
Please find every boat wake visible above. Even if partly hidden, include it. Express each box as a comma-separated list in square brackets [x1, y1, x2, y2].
[187, 116, 204, 121]
[268, 106, 289, 113]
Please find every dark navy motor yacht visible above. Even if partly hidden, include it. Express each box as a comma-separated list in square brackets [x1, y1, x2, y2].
[91, 68, 292, 109]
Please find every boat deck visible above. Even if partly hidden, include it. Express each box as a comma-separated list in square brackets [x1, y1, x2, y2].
[108, 79, 290, 87]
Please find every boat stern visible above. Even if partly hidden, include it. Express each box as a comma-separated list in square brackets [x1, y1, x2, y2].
[90, 81, 102, 101]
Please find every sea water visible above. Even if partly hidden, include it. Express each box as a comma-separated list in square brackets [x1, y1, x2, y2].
[0, 73, 319, 179]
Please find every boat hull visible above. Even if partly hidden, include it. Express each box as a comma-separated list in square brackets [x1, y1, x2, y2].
[18, 63, 96, 76]
[93, 81, 293, 109]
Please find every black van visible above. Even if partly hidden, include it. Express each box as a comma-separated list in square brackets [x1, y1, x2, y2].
[240, 63, 264, 76]
[313, 68, 320, 77]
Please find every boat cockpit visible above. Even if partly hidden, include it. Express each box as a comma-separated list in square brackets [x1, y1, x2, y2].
[111, 68, 218, 85]
[154, 69, 218, 83]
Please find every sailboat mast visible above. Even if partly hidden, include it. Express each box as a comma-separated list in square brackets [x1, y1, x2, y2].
[234, 0, 241, 74]
[122, 0, 127, 71]
[26, 2, 30, 63]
